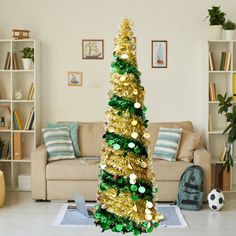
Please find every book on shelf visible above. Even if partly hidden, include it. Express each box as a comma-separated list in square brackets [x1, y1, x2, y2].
[209, 82, 217, 101]
[12, 53, 19, 70]
[219, 168, 230, 191]
[220, 147, 227, 161]
[209, 52, 215, 71]
[13, 133, 23, 160]
[233, 74, 236, 101]
[208, 113, 213, 132]
[13, 110, 23, 130]
[24, 108, 34, 130]
[27, 83, 34, 100]
[224, 52, 231, 71]
[4, 52, 10, 70]
[220, 52, 227, 71]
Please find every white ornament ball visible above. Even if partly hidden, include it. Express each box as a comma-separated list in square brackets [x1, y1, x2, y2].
[131, 132, 138, 139]
[100, 164, 106, 170]
[145, 208, 152, 215]
[129, 173, 137, 180]
[207, 188, 225, 211]
[120, 75, 126, 81]
[145, 214, 152, 221]
[128, 142, 136, 149]
[129, 179, 136, 185]
[134, 102, 141, 109]
[121, 54, 128, 59]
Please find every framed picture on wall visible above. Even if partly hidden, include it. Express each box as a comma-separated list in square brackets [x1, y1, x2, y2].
[151, 40, 168, 68]
[82, 39, 104, 59]
[68, 71, 83, 86]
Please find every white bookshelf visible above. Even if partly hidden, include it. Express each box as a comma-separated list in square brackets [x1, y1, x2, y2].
[207, 40, 236, 193]
[0, 39, 40, 191]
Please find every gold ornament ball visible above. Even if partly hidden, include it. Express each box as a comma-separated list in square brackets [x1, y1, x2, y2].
[146, 201, 153, 209]
[140, 161, 147, 168]
[121, 53, 128, 59]
[108, 127, 115, 133]
[133, 89, 138, 95]
[100, 164, 106, 170]
[145, 214, 152, 221]
[120, 75, 126, 81]
[131, 120, 138, 126]
[145, 208, 152, 215]
[133, 204, 137, 212]
[143, 132, 150, 139]
[131, 132, 138, 139]
[124, 82, 129, 87]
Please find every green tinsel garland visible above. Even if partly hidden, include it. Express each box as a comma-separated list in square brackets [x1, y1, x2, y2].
[103, 131, 148, 157]
[111, 55, 141, 80]
[108, 94, 148, 125]
[94, 206, 159, 235]
[99, 170, 156, 202]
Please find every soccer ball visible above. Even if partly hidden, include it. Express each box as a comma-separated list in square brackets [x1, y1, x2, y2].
[207, 188, 224, 211]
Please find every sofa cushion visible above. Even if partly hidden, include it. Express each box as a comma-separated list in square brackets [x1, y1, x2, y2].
[78, 123, 104, 156]
[46, 158, 99, 180]
[152, 159, 193, 181]
[147, 121, 193, 155]
[42, 127, 76, 162]
[153, 127, 182, 161]
[177, 130, 202, 162]
[48, 122, 80, 156]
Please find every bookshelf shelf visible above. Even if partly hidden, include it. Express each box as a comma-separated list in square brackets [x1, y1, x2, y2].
[0, 39, 40, 192]
[208, 40, 236, 192]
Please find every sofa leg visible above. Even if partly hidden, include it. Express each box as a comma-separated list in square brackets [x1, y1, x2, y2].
[35, 199, 51, 202]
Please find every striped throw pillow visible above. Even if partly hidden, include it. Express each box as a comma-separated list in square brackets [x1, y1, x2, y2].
[42, 127, 76, 162]
[154, 127, 182, 161]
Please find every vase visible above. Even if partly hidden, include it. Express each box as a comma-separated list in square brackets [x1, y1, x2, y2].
[209, 25, 222, 40]
[22, 58, 32, 70]
[225, 30, 235, 40]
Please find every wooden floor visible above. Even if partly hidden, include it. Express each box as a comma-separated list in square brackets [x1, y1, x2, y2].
[0, 192, 235, 236]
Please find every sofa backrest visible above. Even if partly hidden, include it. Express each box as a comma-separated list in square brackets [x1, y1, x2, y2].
[78, 121, 193, 157]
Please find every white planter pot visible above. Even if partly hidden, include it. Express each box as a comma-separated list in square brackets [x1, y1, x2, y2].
[22, 58, 32, 70]
[209, 25, 222, 40]
[225, 30, 235, 40]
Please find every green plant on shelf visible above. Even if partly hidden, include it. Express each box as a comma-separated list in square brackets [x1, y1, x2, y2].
[223, 20, 236, 30]
[20, 47, 34, 62]
[217, 93, 235, 172]
[206, 6, 226, 25]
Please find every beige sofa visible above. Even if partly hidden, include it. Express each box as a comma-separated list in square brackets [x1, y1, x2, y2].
[31, 121, 211, 202]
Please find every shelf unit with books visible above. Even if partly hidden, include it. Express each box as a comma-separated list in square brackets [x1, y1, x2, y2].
[0, 39, 40, 191]
[207, 40, 236, 193]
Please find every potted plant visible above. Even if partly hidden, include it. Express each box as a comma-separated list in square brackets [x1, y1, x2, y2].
[206, 6, 226, 40]
[0, 138, 4, 159]
[20, 47, 34, 70]
[223, 20, 236, 40]
[217, 93, 235, 172]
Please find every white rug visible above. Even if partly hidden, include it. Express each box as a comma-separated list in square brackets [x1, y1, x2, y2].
[53, 204, 188, 228]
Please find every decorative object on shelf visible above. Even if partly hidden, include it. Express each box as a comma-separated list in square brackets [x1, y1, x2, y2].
[223, 20, 236, 40]
[217, 93, 235, 171]
[151, 40, 167, 68]
[207, 188, 224, 211]
[14, 89, 22, 100]
[0, 138, 4, 159]
[0, 106, 11, 130]
[68, 71, 83, 86]
[82, 39, 104, 59]
[94, 18, 161, 235]
[20, 47, 34, 70]
[12, 29, 30, 39]
[206, 6, 226, 40]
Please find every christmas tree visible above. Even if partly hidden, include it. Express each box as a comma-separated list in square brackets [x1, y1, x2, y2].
[94, 18, 162, 235]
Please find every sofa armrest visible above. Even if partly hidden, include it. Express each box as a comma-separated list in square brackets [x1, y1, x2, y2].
[31, 144, 48, 200]
[193, 148, 211, 198]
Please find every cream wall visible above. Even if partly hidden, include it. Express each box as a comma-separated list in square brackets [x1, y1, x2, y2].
[1, 0, 236, 135]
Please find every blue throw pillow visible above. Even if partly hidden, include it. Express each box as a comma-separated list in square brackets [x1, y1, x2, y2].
[47, 122, 80, 157]
[154, 127, 182, 161]
[43, 127, 76, 162]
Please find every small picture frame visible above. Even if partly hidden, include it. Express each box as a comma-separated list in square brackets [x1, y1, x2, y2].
[82, 39, 104, 59]
[152, 40, 168, 68]
[68, 71, 83, 86]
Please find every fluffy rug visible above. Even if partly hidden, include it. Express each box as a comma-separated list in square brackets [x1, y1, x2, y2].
[53, 204, 188, 228]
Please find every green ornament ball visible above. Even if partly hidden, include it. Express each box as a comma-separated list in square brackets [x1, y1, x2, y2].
[131, 194, 139, 201]
[116, 224, 123, 232]
[147, 226, 153, 233]
[130, 185, 138, 192]
[117, 178, 123, 184]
